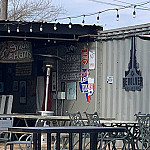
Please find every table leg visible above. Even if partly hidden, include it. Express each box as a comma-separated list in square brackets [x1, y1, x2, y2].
[10, 144, 13, 150]
[90, 132, 98, 150]
[56, 133, 60, 150]
[33, 133, 38, 150]
[69, 133, 72, 150]
[38, 133, 41, 150]
[79, 133, 82, 150]
[47, 133, 51, 150]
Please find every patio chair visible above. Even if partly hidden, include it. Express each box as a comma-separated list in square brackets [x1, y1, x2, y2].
[84, 112, 102, 127]
[135, 112, 150, 150]
[4, 117, 45, 150]
[84, 112, 113, 150]
[5, 123, 35, 150]
[0, 116, 14, 143]
[84, 112, 127, 150]
[0, 116, 32, 150]
[66, 111, 89, 150]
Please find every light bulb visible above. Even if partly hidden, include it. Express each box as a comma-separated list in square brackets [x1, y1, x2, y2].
[82, 15, 85, 26]
[82, 19, 85, 26]
[116, 9, 119, 21]
[133, 11, 136, 18]
[30, 26, 32, 32]
[133, 6, 136, 18]
[17, 26, 19, 32]
[97, 15, 100, 23]
[54, 24, 57, 30]
[68, 22, 72, 28]
[40, 24, 43, 31]
[68, 17, 72, 28]
[8, 26, 10, 33]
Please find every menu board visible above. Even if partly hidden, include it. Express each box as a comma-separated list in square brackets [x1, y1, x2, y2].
[60, 54, 81, 81]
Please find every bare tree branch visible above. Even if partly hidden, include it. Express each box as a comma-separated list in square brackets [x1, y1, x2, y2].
[7, 0, 65, 22]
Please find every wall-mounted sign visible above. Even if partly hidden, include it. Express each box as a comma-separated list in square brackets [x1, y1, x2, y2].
[81, 49, 88, 65]
[60, 54, 81, 81]
[107, 76, 113, 84]
[79, 68, 88, 93]
[79, 69, 95, 102]
[86, 78, 95, 102]
[89, 50, 95, 70]
[123, 36, 143, 91]
[61, 72, 81, 81]
[16, 63, 32, 76]
[66, 45, 78, 53]
[0, 41, 33, 63]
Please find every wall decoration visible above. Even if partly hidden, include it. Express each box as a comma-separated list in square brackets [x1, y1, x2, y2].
[87, 78, 95, 101]
[19, 81, 26, 104]
[12, 81, 18, 92]
[52, 72, 56, 91]
[81, 49, 88, 65]
[79, 68, 88, 93]
[0, 82, 4, 92]
[66, 82, 76, 100]
[79, 69, 95, 102]
[89, 50, 95, 69]
[123, 36, 143, 91]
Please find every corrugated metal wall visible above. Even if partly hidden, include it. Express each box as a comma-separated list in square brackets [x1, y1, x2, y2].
[98, 24, 150, 120]
[63, 42, 97, 115]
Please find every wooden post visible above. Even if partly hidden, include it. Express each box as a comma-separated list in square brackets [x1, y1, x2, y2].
[0, 0, 8, 20]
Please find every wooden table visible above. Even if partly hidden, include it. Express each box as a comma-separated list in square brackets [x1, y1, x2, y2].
[0, 114, 115, 127]
[0, 114, 71, 127]
[9, 126, 126, 150]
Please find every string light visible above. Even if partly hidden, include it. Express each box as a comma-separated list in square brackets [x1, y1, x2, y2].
[54, 19, 57, 30]
[133, 5, 136, 18]
[82, 15, 85, 26]
[97, 12, 100, 23]
[3, 2, 148, 34]
[48, 39, 50, 42]
[116, 9, 119, 21]
[30, 24, 33, 32]
[68, 17, 72, 29]
[40, 23, 43, 31]
[16, 24, 19, 33]
[7, 25, 10, 33]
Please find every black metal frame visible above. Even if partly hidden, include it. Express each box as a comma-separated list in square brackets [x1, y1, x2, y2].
[9, 126, 126, 150]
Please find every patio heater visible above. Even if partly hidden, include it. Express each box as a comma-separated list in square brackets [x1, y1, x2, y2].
[44, 64, 53, 112]
[35, 54, 64, 116]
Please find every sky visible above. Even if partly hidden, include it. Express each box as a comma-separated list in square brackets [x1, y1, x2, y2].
[54, 0, 150, 30]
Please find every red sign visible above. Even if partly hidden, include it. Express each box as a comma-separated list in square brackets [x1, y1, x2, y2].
[81, 49, 88, 65]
